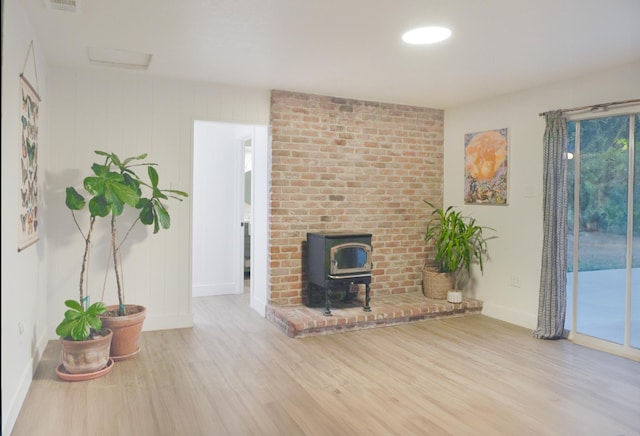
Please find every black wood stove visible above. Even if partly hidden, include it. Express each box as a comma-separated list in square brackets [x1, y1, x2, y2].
[306, 231, 372, 316]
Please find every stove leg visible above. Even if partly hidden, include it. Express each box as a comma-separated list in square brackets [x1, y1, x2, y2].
[363, 282, 371, 312]
[324, 286, 332, 316]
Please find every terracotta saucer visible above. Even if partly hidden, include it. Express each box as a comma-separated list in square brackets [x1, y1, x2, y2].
[56, 358, 114, 382]
[111, 347, 141, 362]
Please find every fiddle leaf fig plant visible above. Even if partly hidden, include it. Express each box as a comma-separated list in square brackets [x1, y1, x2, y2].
[56, 300, 107, 341]
[423, 200, 494, 290]
[65, 150, 188, 317]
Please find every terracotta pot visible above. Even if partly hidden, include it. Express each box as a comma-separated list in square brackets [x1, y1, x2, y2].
[422, 265, 454, 300]
[100, 305, 146, 361]
[59, 328, 113, 375]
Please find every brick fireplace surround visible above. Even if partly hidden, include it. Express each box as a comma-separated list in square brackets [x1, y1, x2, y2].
[266, 90, 482, 337]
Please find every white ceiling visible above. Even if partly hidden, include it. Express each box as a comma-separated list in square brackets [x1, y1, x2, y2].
[20, 0, 640, 109]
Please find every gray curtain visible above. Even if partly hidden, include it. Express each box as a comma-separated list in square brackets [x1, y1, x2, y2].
[533, 110, 568, 339]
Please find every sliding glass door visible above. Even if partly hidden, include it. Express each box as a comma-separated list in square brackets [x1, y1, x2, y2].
[632, 114, 640, 349]
[566, 113, 640, 357]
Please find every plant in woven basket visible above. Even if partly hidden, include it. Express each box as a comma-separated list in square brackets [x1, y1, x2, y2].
[423, 200, 494, 291]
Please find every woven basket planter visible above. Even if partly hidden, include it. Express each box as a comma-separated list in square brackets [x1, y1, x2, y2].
[422, 266, 455, 300]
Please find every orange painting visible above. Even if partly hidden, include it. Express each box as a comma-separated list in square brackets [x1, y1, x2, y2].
[464, 128, 508, 205]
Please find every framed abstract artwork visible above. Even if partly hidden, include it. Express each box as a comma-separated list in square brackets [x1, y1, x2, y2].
[464, 128, 508, 205]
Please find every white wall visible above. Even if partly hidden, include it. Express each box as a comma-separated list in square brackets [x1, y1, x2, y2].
[444, 61, 640, 329]
[249, 124, 271, 315]
[45, 67, 271, 334]
[1, 0, 50, 433]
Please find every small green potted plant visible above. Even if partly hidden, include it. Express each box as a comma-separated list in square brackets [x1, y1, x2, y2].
[56, 299, 113, 379]
[65, 150, 188, 360]
[422, 200, 494, 302]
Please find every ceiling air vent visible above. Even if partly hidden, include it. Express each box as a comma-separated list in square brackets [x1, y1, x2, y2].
[47, 0, 78, 12]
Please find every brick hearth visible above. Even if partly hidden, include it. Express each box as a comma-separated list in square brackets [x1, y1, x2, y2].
[266, 292, 483, 338]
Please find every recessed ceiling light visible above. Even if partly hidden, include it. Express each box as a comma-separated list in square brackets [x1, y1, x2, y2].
[402, 26, 452, 45]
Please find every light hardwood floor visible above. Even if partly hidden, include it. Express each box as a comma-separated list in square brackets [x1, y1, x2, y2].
[11, 293, 640, 436]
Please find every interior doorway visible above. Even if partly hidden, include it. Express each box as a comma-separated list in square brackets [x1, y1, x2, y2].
[191, 121, 270, 315]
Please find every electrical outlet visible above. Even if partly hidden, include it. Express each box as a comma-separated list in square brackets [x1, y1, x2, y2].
[18, 321, 25, 344]
[510, 274, 521, 287]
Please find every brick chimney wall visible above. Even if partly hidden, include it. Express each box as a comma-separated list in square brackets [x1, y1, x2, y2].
[269, 90, 444, 306]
